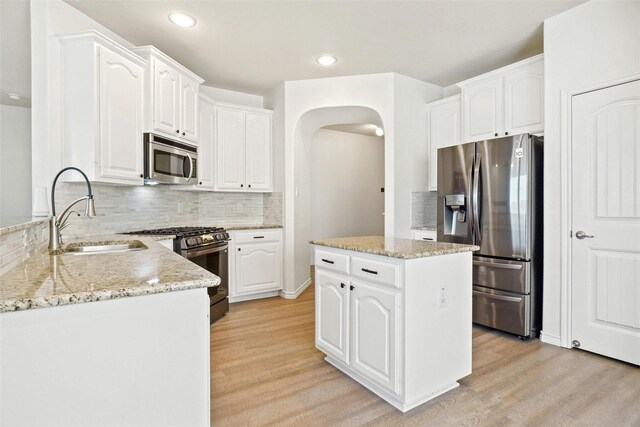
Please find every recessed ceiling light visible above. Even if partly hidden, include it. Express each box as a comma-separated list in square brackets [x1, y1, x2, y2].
[7, 93, 21, 100]
[375, 127, 384, 137]
[316, 55, 337, 66]
[169, 12, 196, 28]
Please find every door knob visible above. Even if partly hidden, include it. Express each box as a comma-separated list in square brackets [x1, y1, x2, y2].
[575, 230, 594, 240]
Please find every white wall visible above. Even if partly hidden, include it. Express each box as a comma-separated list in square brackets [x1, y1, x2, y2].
[542, 0, 640, 347]
[280, 73, 442, 295]
[310, 128, 384, 245]
[0, 105, 31, 226]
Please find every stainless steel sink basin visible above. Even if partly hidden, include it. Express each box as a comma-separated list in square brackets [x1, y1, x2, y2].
[63, 240, 148, 255]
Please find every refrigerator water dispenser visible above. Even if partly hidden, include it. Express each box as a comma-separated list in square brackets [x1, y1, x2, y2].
[444, 194, 467, 236]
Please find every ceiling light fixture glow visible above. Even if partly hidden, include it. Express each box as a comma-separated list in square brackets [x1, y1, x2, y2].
[316, 55, 337, 66]
[375, 127, 384, 137]
[169, 12, 196, 28]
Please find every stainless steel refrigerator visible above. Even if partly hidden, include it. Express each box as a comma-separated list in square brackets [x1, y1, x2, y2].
[437, 134, 543, 338]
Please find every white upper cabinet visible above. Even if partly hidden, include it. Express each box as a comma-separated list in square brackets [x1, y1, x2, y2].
[130, 46, 204, 145]
[459, 54, 544, 143]
[214, 103, 273, 192]
[427, 95, 461, 191]
[197, 95, 215, 188]
[59, 31, 145, 185]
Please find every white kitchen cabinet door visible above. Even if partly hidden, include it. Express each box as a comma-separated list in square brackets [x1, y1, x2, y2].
[350, 279, 399, 394]
[315, 270, 350, 364]
[463, 75, 502, 143]
[180, 74, 199, 143]
[152, 58, 180, 137]
[503, 59, 544, 136]
[245, 112, 273, 191]
[98, 46, 144, 182]
[197, 96, 215, 188]
[215, 107, 246, 190]
[428, 95, 461, 191]
[235, 242, 282, 295]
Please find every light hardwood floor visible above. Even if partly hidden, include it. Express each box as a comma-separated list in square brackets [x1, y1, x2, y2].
[211, 284, 640, 426]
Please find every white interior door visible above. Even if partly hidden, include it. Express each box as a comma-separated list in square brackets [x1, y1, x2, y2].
[571, 79, 640, 366]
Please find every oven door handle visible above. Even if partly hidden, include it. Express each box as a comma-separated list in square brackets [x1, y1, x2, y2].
[185, 153, 194, 182]
[185, 244, 228, 259]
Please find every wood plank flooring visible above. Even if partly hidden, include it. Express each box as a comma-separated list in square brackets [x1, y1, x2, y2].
[211, 284, 640, 426]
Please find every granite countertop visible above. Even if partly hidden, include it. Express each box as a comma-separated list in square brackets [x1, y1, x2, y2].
[224, 224, 283, 231]
[0, 235, 219, 313]
[412, 226, 437, 231]
[123, 234, 176, 241]
[310, 236, 479, 259]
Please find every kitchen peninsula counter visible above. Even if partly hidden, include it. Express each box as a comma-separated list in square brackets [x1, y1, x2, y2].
[1, 235, 214, 426]
[0, 235, 219, 312]
[311, 235, 476, 412]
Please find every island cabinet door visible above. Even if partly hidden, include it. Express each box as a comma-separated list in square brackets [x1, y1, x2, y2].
[315, 270, 350, 364]
[349, 280, 399, 395]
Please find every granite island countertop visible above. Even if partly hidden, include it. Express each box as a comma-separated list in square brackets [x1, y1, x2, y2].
[310, 236, 478, 259]
[0, 235, 220, 313]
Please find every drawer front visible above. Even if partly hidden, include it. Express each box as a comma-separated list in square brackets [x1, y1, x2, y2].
[315, 249, 349, 274]
[473, 257, 529, 294]
[351, 257, 399, 287]
[234, 229, 281, 244]
[413, 230, 437, 242]
[472, 286, 530, 337]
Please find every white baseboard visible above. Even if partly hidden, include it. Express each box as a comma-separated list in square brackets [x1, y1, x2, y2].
[229, 290, 279, 303]
[279, 278, 312, 300]
[540, 331, 562, 347]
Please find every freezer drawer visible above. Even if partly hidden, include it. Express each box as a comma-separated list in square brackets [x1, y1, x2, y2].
[473, 257, 530, 294]
[472, 286, 531, 337]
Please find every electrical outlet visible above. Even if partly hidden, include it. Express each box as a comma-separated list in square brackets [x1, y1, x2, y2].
[177, 202, 184, 214]
[437, 287, 447, 308]
[236, 203, 243, 213]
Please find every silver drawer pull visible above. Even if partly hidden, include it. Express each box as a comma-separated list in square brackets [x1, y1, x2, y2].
[473, 260, 522, 270]
[473, 291, 523, 303]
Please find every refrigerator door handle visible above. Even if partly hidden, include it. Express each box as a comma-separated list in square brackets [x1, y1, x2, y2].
[473, 153, 482, 245]
[473, 260, 523, 270]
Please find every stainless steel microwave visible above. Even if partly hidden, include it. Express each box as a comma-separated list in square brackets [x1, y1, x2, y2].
[143, 133, 198, 184]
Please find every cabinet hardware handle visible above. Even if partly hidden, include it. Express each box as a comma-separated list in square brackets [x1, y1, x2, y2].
[182, 132, 186, 136]
[422, 238, 433, 241]
[240, 184, 244, 188]
[238, 248, 241, 251]
[494, 133, 498, 137]
[362, 268, 378, 275]
[253, 236, 265, 239]
[176, 130, 180, 133]
[139, 174, 143, 178]
[321, 258, 334, 264]
[350, 285, 355, 291]
[199, 181, 202, 185]
[248, 184, 252, 188]
[340, 283, 345, 288]
[505, 132, 509, 136]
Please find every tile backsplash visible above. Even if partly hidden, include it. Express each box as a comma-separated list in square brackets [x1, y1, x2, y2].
[0, 220, 48, 276]
[53, 183, 283, 239]
[411, 191, 438, 228]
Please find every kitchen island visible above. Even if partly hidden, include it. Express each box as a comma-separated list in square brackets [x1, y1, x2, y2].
[0, 236, 219, 427]
[310, 236, 478, 412]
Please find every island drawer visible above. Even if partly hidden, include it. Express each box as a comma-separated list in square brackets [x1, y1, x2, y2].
[234, 229, 281, 244]
[315, 249, 349, 274]
[351, 257, 399, 287]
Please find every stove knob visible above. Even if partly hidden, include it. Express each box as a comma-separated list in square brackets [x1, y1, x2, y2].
[186, 238, 194, 246]
[197, 237, 203, 245]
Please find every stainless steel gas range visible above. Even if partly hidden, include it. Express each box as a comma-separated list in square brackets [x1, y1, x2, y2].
[125, 226, 230, 324]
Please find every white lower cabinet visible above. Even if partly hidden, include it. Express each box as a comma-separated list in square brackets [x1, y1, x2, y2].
[229, 229, 283, 302]
[314, 246, 473, 412]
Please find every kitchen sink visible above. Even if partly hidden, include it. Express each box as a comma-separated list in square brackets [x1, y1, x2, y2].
[63, 240, 148, 255]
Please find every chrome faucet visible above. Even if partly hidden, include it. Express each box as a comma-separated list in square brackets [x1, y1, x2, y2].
[49, 167, 97, 253]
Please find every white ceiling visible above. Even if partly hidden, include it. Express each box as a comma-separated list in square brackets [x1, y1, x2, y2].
[0, 0, 31, 107]
[64, 0, 585, 97]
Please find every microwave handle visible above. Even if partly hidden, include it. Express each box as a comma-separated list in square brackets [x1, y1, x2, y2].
[185, 153, 194, 181]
